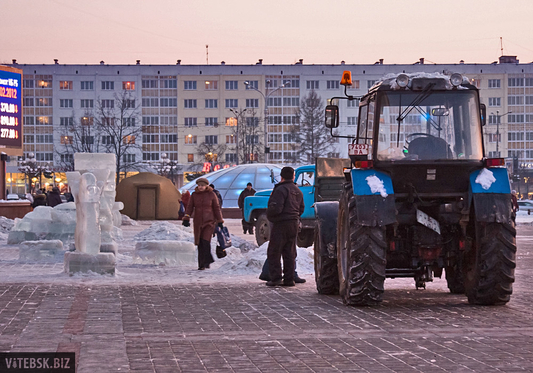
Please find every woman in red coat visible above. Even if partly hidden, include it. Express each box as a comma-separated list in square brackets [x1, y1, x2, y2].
[182, 178, 224, 270]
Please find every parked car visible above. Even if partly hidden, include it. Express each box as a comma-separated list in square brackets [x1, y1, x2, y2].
[518, 200, 533, 214]
[6, 193, 20, 200]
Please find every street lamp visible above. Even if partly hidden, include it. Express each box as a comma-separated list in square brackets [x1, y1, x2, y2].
[244, 79, 291, 162]
[491, 110, 512, 157]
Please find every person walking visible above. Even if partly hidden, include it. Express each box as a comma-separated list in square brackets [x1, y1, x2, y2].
[265, 167, 304, 287]
[210, 184, 223, 207]
[47, 186, 63, 207]
[238, 182, 256, 234]
[182, 178, 224, 270]
[32, 190, 47, 208]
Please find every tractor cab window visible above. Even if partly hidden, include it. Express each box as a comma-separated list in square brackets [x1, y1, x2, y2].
[357, 95, 375, 145]
[376, 90, 483, 161]
[296, 171, 314, 187]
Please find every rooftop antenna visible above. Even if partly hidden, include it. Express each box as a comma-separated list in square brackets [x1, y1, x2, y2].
[500, 37, 503, 56]
[206, 44, 209, 65]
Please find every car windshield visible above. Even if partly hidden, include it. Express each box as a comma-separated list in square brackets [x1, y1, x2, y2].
[376, 90, 483, 161]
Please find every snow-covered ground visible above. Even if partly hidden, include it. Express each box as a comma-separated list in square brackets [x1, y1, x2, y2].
[0, 218, 315, 285]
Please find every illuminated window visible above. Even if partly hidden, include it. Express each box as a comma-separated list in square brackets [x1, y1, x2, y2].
[187, 154, 194, 162]
[60, 81, 73, 90]
[123, 135, 136, 144]
[80, 116, 94, 126]
[36, 116, 51, 125]
[60, 136, 73, 145]
[185, 135, 197, 145]
[205, 80, 218, 90]
[37, 80, 51, 88]
[122, 81, 135, 90]
[226, 135, 235, 144]
[225, 117, 237, 126]
[36, 98, 52, 107]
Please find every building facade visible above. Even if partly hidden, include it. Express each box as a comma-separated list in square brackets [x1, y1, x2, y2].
[4, 57, 533, 195]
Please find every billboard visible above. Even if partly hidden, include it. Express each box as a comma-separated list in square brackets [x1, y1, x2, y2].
[0, 65, 23, 156]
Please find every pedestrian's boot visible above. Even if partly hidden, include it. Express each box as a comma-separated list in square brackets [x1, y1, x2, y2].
[294, 276, 306, 284]
[266, 279, 282, 287]
[282, 280, 295, 287]
[248, 228, 254, 235]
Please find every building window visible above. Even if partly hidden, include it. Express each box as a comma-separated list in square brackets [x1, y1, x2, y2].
[160, 98, 177, 107]
[184, 117, 197, 127]
[205, 117, 218, 127]
[101, 99, 114, 108]
[60, 99, 73, 108]
[60, 117, 73, 126]
[59, 81, 73, 90]
[508, 78, 524, 87]
[245, 81, 258, 90]
[367, 80, 377, 89]
[162, 79, 177, 88]
[36, 153, 53, 161]
[81, 81, 94, 90]
[306, 80, 319, 90]
[36, 134, 53, 143]
[205, 99, 218, 109]
[327, 80, 340, 90]
[122, 81, 135, 90]
[60, 136, 73, 145]
[225, 81, 238, 90]
[347, 99, 359, 108]
[488, 97, 501, 107]
[246, 99, 259, 108]
[142, 116, 159, 125]
[81, 99, 94, 108]
[508, 96, 524, 105]
[123, 135, 136, 144]
[142, 79, 158, 88]
[123, 118, 136, 126]
[160, 134, 177, 143]
[205, 135, 218, 145]
[347, 116, 357, 125]
[23, 79, 34, 88]
[184, 81, 197, 90]
[36, 116, 52, 125]
[24, 116, 35, 125]
[226, 135, 235, 144]
[81, 136, 94, 145]
[80, 116, 94, 126]
[102, 136, 114, 145]
[225, 153, 237, 162]
[101, 81, 114, 90]
[123, 154, 136, 163]
[487, 133, 501, 142]
[187, 154, 194, 162]
[348, 80, 360, 89]
[205, 80, 218, 90]
[246, 135, 259, 144]
[283, 97, 299, 106]
[61, 154, 74, 163]
[488, 79, 501, 88]
[142, 134, 158, 143]
[23, 98, 34, 107]
[288, 79, 300, 88]
[184, 99, 197, 108]
[267, 97, 282, 107]
[246, 117, 259, 126]
[225, 99, 238, 108]
[488, 115, 501, 125]
[185, 135, 197, 145]
[142, 98, 158, 107]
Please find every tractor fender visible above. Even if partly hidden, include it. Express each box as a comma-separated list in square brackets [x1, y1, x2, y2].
[351, 169, 396, 227]
[469, 168, 512, 223]
[314, 201, 339, 259]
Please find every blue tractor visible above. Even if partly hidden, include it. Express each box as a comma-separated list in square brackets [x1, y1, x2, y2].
[314, 71, 517, 306]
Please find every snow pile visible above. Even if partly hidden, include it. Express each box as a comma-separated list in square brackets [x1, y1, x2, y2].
[475, 168, 496, 190]
[133, 221, 195, 242]
[366, 175, 388, 198]
[121, 214, 138, 226]
[0, 216, 14, 233]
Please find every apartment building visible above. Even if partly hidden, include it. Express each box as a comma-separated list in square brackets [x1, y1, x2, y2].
[4, 57, 533, 194]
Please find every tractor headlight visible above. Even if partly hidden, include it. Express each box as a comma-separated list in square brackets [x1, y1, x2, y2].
[450, 73, 463, 87]
[396, 74, 409, 88]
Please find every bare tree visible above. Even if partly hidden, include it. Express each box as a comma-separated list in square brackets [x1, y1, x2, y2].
[291, 90, 337, 164]
[229, 108, 264, 164]
[195, 142, 228, 172]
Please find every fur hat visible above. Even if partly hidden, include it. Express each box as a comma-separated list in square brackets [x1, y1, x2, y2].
[196, 177, 209, 186]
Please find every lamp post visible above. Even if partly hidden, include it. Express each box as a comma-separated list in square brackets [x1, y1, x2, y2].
[491, 110, 512, 157]
[244, 79, 290, 162]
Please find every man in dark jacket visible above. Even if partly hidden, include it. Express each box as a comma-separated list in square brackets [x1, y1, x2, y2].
[238, 182, 256, 234]
[265, 167, 304, 287]
[47, 186, 63, 207]
[210, 184, 223, 208]
[32, 190, 47, 208]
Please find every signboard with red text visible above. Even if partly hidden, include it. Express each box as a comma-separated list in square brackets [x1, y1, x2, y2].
[0, 66, 23, 156]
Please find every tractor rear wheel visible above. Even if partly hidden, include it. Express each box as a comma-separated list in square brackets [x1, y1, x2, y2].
[464, 221, 516, 305]
[255, 213, 270, 246]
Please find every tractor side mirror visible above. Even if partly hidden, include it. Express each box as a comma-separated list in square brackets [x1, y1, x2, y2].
[480, 104, 487, 126]
[325, 105, 339, 128]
